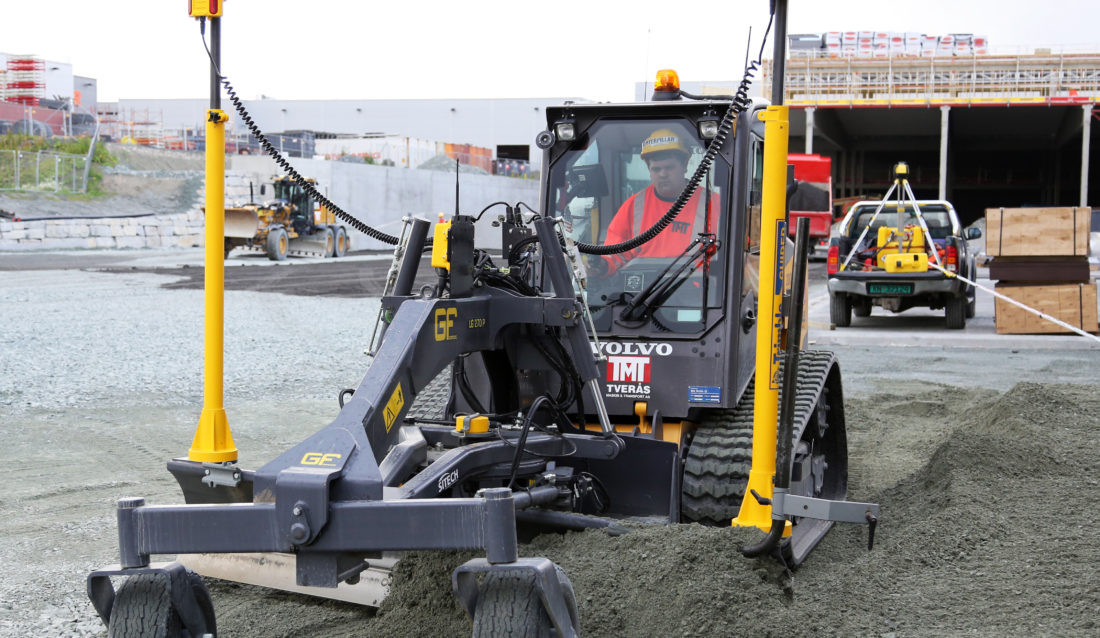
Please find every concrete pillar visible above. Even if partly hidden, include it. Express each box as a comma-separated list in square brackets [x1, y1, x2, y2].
[939, 106, 950, 200]
[1081, 104, 1092, 207]
[804, 106, 815, 155]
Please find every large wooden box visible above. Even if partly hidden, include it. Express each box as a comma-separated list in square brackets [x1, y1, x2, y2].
[985, 207, 1091, 257]
[994, 282, 1098, 334]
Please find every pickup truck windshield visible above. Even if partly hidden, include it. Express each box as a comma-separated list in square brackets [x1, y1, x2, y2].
[848, 204, 954, 240]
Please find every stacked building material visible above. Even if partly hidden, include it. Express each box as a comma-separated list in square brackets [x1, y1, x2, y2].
[814, 32, 989, 59]
[985, 207, 1097, 334]
[5, 56, 44, 106]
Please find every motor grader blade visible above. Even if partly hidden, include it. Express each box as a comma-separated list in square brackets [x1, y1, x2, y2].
[176, 552, 397, 607]
[225, 207, 260, 239]
[287, 234, 331, 257]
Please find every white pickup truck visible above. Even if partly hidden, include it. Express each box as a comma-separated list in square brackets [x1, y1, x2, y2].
[826, 200, 981, 329]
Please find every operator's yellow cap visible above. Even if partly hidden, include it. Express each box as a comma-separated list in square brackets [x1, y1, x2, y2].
[641, 128, 689, 159]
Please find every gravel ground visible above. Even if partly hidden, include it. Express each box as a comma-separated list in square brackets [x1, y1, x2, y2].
[1, 256, 1098, 637]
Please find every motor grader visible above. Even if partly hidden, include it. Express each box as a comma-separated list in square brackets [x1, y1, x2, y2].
[223, 175, 352, 260]
[87, 4, 877, 635]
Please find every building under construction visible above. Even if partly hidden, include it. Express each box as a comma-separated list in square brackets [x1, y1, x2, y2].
[763, 41, 1098, 224]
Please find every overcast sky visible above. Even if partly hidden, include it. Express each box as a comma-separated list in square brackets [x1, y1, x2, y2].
[3, 0, 1097, 103]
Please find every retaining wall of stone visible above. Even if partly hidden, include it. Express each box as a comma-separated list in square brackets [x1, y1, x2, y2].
[0, 162, 539, 252]
[0, 210, 206, 251]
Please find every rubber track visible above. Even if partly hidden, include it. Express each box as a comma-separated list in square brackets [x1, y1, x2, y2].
[681, 350, 836, 525]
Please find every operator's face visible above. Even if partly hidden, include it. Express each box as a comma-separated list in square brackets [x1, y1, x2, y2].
[647, 155, 689, 199]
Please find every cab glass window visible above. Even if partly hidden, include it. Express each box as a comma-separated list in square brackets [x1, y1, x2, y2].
[547, 118, 732, 334]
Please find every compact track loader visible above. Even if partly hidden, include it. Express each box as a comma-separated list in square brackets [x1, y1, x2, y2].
[87, 4, 877, 636]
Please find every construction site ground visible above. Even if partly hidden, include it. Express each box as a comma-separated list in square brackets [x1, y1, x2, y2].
[1, 248, 1097, 637]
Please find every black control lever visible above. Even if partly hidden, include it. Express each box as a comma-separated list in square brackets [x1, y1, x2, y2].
[865, 511, 877, 551]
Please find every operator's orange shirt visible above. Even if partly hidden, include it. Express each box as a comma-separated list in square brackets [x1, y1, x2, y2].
[603, 185, 718, 274]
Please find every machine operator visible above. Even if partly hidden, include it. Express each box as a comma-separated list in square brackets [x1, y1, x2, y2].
[591, 128, 716, 276]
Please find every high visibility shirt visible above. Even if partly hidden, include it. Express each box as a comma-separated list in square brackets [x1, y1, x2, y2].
[602, 185, 716, 274]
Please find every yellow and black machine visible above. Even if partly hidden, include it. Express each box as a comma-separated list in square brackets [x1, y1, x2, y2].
[86, 2, 878, 636]
[224, 175, 352, 260]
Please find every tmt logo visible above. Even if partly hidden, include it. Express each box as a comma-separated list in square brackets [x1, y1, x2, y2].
[606, 355, 651, 383]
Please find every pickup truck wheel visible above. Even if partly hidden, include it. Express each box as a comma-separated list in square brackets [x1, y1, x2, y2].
[965, 287, 977, 319]
[946, 295, 967, 329]
[853, 297, 872, 317]
[830, 293, 851, 327]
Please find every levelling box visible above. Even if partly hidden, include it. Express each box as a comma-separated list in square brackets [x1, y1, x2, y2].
[994, 282, 1098, 334]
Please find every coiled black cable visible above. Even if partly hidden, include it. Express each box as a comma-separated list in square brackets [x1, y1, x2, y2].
[200, 23, 399, 245]
[575, 11, 774, 256]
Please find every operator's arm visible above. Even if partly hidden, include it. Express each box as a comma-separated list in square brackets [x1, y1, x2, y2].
[601, 193, 642, 275]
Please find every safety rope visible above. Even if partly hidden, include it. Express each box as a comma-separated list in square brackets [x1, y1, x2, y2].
[928, 263, 1100, 344]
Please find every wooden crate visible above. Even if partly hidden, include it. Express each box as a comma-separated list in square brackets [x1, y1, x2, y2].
[985, 207, 1091, 257]
[994, 282, 1098, 334]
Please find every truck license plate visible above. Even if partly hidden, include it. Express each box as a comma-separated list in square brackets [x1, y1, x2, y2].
[868, 283, 913, 295]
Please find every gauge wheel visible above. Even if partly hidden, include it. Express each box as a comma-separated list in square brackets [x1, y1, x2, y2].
[472, 566, 576, 638]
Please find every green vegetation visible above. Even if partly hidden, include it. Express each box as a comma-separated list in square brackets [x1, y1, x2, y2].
[0, 134, 116, 194]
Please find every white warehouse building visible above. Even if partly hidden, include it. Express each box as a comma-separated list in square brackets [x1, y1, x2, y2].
[114, 96, 589, 170]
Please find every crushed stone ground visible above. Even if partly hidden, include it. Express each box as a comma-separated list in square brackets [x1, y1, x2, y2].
[1, 264, 1098, 637]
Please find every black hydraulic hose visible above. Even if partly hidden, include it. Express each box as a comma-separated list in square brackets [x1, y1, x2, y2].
[741, 514, 786, 558]
[506, 396, 552, 489]
[508, 234, 540, 262]
[199, 24, 398, 245]
[742, 217, 811, 558]
[475, 201, 509, 222]
[511, 485, 562, 510]
[576, 11, 773, 256]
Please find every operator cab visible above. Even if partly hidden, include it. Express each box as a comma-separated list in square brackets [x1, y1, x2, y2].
[272, 176, 313, 233]
[543, 101, 765, 338]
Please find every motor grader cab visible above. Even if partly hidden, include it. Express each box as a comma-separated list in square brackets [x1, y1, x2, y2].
[223, 176, 352, 260]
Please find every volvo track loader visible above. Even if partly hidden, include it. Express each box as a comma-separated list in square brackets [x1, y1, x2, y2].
[88, 27, 877, 637]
